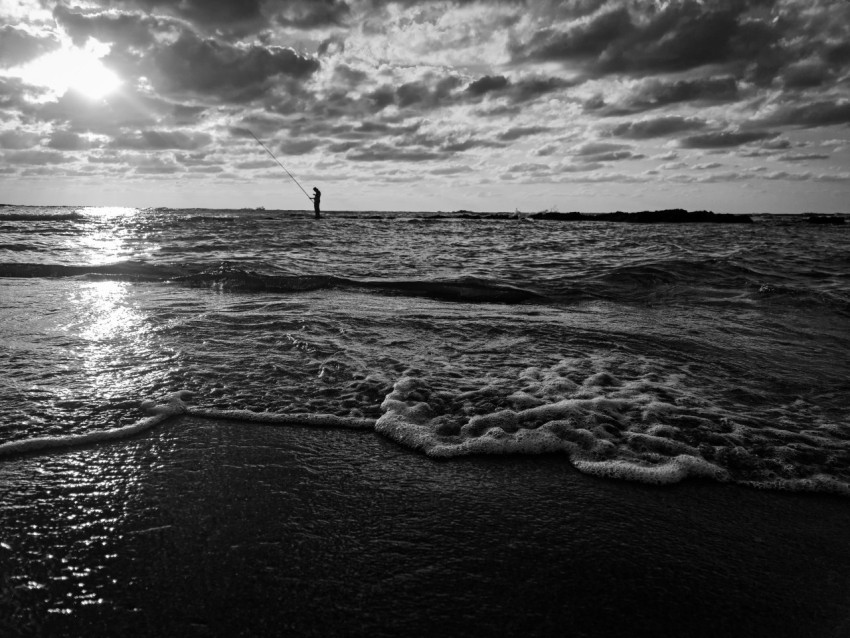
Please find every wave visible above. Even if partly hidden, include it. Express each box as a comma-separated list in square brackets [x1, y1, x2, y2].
[584, 257, 850, 311]
[0, 211, 85, 222]
[0, 391, 191, 457]
[2, 257, 848, 310]
[0, 261, 190, 281]
[2, 373, 847, 498]
[0, 261, 543, 304]
[179, 267, 542, 303]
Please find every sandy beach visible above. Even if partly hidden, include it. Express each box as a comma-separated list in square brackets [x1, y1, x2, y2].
[2, 416, 848, 638]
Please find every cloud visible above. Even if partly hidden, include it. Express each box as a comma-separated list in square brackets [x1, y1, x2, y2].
[465, 74, 574, 104]
[67, 0, 350, 36]
[53, 6, 166, 49]
[2, 0, 850, 208]
[347, 143, 443, 162]
[0, 25, 61, 67]
[279, 138, 321, 155]
[592, 76, 741, 115]
[608, 116, 707, 139]
[569, 140, 641, 162]
[0, 129, 39, 149]
[2, 149, 68, 164]
[430, 165, 473, 175]
[778, 153, 831, 162]
[679, 130, 778, 149]
[467, 75, 509, 96]
[498, 126, 553, 141]
[755, 99, 850, 128]
[108, 129, 212, 151]
[47, 130, 94, 150]
[512, 2, 776, 77]
[133, 155, 182, 174]
[151, 32, 319, 101]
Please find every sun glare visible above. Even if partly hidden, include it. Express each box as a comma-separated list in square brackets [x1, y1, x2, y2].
[17, 39, 121, 100]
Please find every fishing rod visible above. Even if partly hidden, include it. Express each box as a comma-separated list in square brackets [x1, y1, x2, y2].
[245, 129, 312, 202]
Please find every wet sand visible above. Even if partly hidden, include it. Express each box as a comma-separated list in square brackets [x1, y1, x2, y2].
[1, 415, 849, 637]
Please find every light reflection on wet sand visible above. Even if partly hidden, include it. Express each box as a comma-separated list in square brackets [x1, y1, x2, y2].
[1, 419, 849, 636]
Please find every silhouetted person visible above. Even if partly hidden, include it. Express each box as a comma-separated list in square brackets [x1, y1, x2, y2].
[310, 187, 321, 219]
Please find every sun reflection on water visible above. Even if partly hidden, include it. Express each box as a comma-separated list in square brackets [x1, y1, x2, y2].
[65, 280, 153, 403]
[77, 207, 139, 218]
[75, 281, 143, 342]
[76, 208, 139, 266]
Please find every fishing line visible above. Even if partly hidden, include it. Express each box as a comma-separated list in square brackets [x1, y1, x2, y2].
[246, 129, 312, 202]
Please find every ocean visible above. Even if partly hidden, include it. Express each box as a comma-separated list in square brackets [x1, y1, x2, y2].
[1, 205, 849, 637]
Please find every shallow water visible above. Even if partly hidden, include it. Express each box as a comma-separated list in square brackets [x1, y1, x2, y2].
[1, 206, 849, 493]
[2, 206, 850, 632]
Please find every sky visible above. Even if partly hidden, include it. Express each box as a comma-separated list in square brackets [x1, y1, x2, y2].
[1, 0, 849, 213]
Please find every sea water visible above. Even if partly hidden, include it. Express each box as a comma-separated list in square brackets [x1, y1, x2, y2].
[2, 206, 850, 634]
[1, 206, 848, 492]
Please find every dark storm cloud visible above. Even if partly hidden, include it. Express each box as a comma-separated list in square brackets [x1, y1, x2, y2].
[781, 61, 830, 90]
[516, 5, 633, 63]
[511, 1, 790, 81]
[151, 32, 319, 101]
[590, 76, 741, 116]
[755, 100, 850, 128]
[68, 0, 354, 37]
[679, 129, 778, 149]
[608, 116, 707, 139]
[53, 6, 167, 49]
[76, 0, 348, 36]
[362, 76, 463, 112]
[467, 75, 509, 96]
[0, 26, 60, 67]
[466, 75, 573, 104]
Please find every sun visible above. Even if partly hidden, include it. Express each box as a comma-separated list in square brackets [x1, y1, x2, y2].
[18, 38, 122, 100]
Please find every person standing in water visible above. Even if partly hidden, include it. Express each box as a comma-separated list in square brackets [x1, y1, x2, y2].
[310, 187, 321, 219]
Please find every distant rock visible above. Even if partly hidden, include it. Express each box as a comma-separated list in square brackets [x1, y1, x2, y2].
[530, 209, 753, 223]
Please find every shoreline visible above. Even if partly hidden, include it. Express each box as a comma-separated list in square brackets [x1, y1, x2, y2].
[2, 415, 849, 637]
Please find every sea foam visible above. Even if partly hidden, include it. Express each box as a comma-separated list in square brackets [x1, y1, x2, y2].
[1, 358, 847, 497]
[0, 391, 191, 457]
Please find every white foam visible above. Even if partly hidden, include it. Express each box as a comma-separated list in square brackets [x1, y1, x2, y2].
[572, 455, 730, 484]
[0, 391, 191, 458]
[371, 364, 850, 493]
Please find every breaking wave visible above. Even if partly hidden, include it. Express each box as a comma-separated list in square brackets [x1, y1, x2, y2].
[2, 360, 847, 498]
